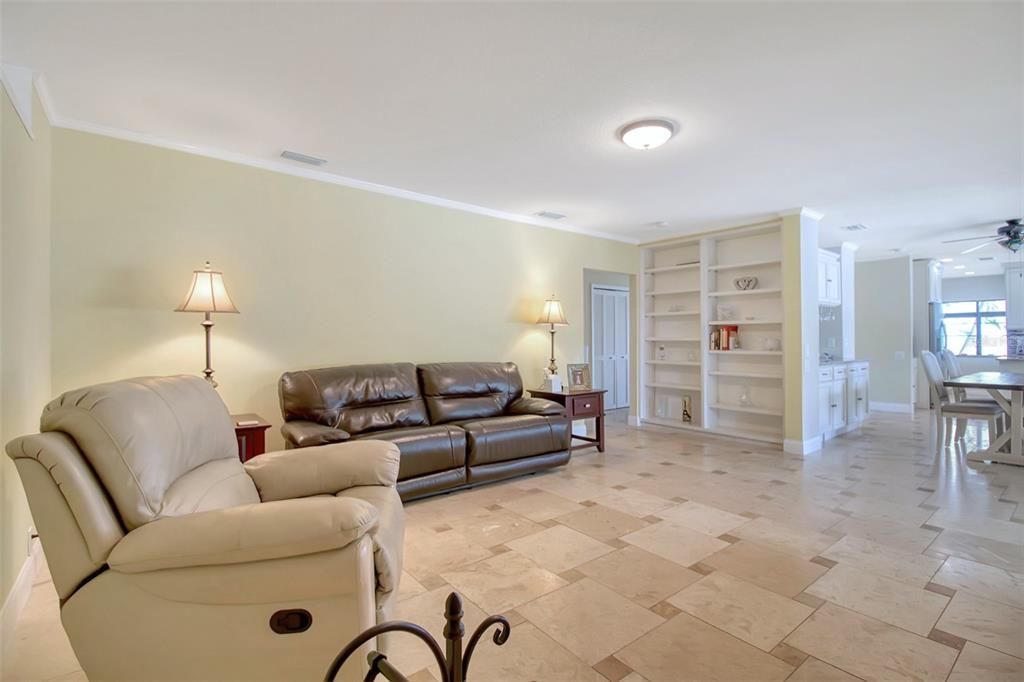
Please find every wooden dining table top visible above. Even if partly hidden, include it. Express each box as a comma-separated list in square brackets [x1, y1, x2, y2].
[944, 371, 1024, 391]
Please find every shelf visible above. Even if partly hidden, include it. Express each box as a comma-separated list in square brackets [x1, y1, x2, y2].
[709, 350, 783, 356]
[709, 371, 783, 380]
[644, 262, 700, 274]
[708, 259, 781, 272]
[708, 288, 782, 297]
[711, 403, 783, 417]
[646, 288, 700, 296]
[648, 337, 701, 342]
[645, 360, 701, 367]
[648, 383, 702, 391]
[709, 320, 782, 325]
[645, 311, 699, 317]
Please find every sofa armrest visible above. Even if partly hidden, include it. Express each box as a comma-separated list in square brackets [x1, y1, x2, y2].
[281, 420, 351, 448]
[508, 396, 565, 417]
[244, 440, 401, 502]
[108, 496, 377, 574]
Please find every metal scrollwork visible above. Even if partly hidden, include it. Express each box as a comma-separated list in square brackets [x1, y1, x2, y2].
[325, 592, 511, 682]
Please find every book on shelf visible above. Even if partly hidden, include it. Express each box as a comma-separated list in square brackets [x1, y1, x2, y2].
[710, 325, 739, 351]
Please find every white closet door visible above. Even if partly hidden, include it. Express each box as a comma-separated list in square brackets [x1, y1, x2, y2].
[592, 288, 630, 410]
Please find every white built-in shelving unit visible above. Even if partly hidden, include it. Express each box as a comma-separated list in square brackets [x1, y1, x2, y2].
[639, 220, 786, 443]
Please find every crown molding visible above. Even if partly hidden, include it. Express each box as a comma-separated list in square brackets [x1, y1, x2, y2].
[778, 207, 825, 221]
[43, 101, 638, 246]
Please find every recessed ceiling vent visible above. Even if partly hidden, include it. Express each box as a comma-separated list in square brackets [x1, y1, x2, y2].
[535, 211, 566, 220]
[281, 150, 327, 166]
[841, 223, 869, 232]
[978, 256, 996, 261]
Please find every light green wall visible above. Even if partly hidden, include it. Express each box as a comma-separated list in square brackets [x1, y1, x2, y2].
[51, 129, 640, 449]
[856, 257, 914, 405]
[1, 85, 52, 603]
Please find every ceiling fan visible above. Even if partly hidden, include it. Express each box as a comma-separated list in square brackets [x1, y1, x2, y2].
[942, 218, 1023, 254]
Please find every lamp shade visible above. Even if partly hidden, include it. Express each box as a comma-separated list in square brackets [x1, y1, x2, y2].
[536, 296, 568, 326]
[175, 261, 239, 313]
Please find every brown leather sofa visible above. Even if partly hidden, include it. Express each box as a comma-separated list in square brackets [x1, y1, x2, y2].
[279, 362, 571, 500]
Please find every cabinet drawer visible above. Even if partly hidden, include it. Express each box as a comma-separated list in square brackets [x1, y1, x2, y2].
[818, 367, 833, 382]
[570, 395, 601, 417]
[833, 365, 847, 378]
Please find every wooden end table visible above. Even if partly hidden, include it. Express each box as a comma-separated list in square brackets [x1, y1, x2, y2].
[231, 413, 272, 462]
[528, 388, 606, 453]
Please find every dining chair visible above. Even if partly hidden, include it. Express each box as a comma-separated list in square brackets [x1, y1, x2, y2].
[920, 351, 1004, 448]
[939, 349, 968, 401]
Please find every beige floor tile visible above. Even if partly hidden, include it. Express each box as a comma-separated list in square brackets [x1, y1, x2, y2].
[701, 540, 828, 598]
[928, 529, 1024, 573]
[389, 587, 488, 676]
[519, 578, 664, 665]
[654, 500, 748, 536]
[590, 489, 674, 518]
[927, 509, 1024, 545]
[498, 489, 585, 521]
[667, 571, 813, 651]
[936, 590, 1024, 658]
[398, 571, 427, 602]
[947, 642, 1024, 682]
[621, 520, 729, 567]
[529, 474, 615, 502]
[576, 546, 702, 607]
[456, 621, 605, 681]
[933, 556, 1024, 609]
[440, 550, 567, 613]
[616, 612, 794, 682]
[835, 496, 936, 526]
[729, 517, 838, 560]
[555, 504, 648, 542]
[448, 508, 546, 547]
[821, 535, 944, 586]
[506, 525, 613, 573]
[785, 603, 958, 682]
[829, 515, 939, 553]
[786, 657, 861, 682]
[403, 527, 493, 580]
[805, 564, 949, 635]
[619, 673, 650, 682]
[5, 582, 81, 682]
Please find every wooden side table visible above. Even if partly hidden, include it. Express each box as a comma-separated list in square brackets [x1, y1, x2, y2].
[528, 388, 606, 453]
[231, 413, 272, 462]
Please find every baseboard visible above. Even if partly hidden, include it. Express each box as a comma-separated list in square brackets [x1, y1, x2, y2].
[783, 436, 823, 455]
[0, 540, 40, 676]
[870, 401, 914, 414]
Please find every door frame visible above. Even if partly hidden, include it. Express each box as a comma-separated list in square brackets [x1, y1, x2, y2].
[590, 284, 631, 409]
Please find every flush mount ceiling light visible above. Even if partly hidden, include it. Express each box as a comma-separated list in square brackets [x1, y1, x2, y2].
[940, 258, 954, 262]
[619, 119, 676, 150]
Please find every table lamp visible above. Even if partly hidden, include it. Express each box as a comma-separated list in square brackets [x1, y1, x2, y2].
[536, 295, 568, 375]
[175, 261, 239, 387]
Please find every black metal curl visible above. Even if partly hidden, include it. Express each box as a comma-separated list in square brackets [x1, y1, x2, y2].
[324, 620, 449, 682]
[461, 615, 511, 679]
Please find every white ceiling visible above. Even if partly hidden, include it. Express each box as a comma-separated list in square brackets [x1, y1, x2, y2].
[5, 1, 1022, 276]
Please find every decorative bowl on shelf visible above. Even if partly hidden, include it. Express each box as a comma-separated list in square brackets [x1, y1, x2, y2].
[734, 276, 759, 290]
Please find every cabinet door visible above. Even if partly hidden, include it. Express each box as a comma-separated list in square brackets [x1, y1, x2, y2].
[825, 259, 841, 303]
[854, 375, 869, 421]
[831, 379, 848, 429]
[817, 255, 829, 303]
[819, 381, 833, 433]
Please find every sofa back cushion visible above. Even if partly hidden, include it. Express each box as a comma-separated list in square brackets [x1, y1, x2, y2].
[417, 362, 524, 425]
[279, 363, 429, 435]
[40, 376, 258, 530]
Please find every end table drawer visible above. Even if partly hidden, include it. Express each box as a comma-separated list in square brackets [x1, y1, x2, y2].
[571, 395, 601, 417]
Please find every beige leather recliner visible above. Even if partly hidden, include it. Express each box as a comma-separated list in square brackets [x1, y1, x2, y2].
[5, 375, 404, 682]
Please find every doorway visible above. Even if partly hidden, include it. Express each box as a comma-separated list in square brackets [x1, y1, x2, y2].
[591, 284, 630, 409]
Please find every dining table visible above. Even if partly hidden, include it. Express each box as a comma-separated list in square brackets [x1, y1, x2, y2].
[945, 371, 1024, 466]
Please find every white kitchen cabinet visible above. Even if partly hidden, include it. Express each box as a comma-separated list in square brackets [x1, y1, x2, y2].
[819, 361, 869, 440]
[818, 250, 841, 306]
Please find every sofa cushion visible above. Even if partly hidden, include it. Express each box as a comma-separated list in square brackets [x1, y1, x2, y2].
[459, 414, 569, 466]
[280, 363, 429, 436]
[417, 362, 524, 425]
[351, 425, 466, 481]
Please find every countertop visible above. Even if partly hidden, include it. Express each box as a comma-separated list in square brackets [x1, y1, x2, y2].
[819, 359, 869, 366]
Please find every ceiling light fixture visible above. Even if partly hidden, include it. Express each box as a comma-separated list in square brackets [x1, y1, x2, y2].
[953, 265, 966, 269]
[965, 271, 976, 275]
[940, 258, 954, 263]
[619, 119, 676, 150]
[841, 224, 869, 232]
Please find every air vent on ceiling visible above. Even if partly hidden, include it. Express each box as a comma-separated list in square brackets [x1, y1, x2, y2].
[978, 256, 996, 261]
[281, 150, 327, 166]
[535, 211, 566, 220]
[841, 224, 869, 232]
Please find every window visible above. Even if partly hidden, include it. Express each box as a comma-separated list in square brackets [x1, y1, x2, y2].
[944, 300, 1006, 356]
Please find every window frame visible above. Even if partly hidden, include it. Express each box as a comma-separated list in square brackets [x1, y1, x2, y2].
[944, 299, 1007, 357]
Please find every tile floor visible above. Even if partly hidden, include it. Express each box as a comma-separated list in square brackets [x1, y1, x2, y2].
[6, 410, 1024, 681]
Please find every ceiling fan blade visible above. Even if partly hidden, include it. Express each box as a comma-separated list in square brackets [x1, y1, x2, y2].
[961, 239, 1001, 254]
[943, 236, 999, 243]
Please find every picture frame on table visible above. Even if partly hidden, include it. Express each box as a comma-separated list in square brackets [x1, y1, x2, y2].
[567, 363, 592, 390]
